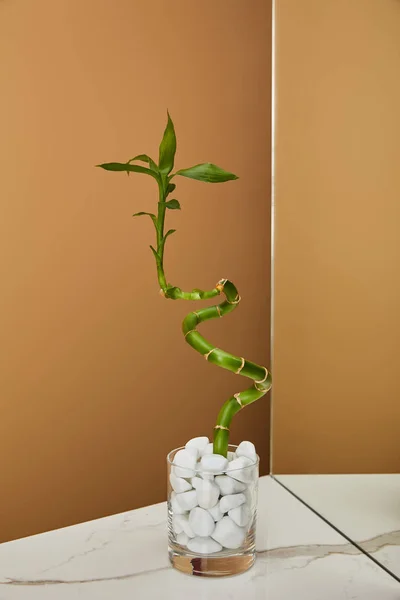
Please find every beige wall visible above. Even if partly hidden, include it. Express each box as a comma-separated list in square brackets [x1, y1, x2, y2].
[0, 1, 272, 542]
[272, 0, 400, 473]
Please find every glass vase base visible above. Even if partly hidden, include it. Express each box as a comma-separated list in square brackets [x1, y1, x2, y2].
[169, 547, 256, 577]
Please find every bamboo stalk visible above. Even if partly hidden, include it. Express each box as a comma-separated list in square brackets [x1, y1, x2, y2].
[180, 279, 272, 456]
[154, 183, 272, 457]
[97, 114, 272, 458]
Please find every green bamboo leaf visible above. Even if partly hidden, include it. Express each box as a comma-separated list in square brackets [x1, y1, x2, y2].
[129, 154, 159, 173]
[129, 154, 152, 163]
[149, 157, 159, 172]
[158, 112, 176, 174]
[164, 199, 181, 210]
[149, 245, 160, 262]
[132, 211, 155, 217]
[175, 163, 238, 183]
[166, 183, 176, 196]
[133, 211, 158, 228]
[163, 229, 176, 242]
[97, 162, 159, 181]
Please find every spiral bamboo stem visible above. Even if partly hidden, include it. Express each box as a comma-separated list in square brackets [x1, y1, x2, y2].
[98, 116, 272, 458]
[178, 278, 272, 457]
[155, 190, 272, 457]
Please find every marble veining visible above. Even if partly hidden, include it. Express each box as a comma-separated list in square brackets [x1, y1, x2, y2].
[276, 474, 400, 581]
[0, 477, 398, 599]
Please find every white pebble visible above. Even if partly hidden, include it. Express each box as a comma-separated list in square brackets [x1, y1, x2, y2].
[226, 456, 255, 483]
[187, 536, 222, 555]
[195, 479, 220, 509]
[228, 504, 251, 527]
[208, 502, 224, 522]
[244, 487, 255, 507]
[200, 454, 229, 474]
[236, 441, 257, 460]
[176, 490, 198, 511]
[215, 475, 247, 496]
[185, 446, 200, 460]
[169, 473, 192, 494]
[176, 532, 190, 547]
[201, 443, 214, 456]
[219, 493, 246, 514]
[172, 514, 184, 534]
[173, 449, 197, 478]
[227, 451, 236, 461]
[186, 437, 210, 454]
[170, 492, 187, 515]
[200, 472, 215, 481]
[212, 516, 246, 549]
[189, 507, 216, 537]
[173, 514, 195, 538]
[191, 477, 202, 489]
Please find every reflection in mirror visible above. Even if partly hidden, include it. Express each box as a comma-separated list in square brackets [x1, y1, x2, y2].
[271, 0, 400, 582]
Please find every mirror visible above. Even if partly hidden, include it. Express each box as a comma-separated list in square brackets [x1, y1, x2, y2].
[275, 475, 400, 580]
[271, 0, 400, 581]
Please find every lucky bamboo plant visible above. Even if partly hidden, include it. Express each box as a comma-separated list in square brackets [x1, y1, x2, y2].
[97, 114, 272, 458]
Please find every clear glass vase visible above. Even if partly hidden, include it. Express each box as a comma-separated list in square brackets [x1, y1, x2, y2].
[167, 444, 259, 577]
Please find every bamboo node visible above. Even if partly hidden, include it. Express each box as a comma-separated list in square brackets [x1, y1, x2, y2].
[226, 295, 241, 305]
[204, 348, 217, 361]
[184, 329, 196, 338]
[216, 278, 227, 292]
[193, 311, 201, 322]
[234, 393, 243, 408]
[159, 289, 166, 297]
[214, 425, 230, 431]
[255, 368, 269, 384]
[235, 358, 245, 374]
[216, 305, 222, 317]
[254, 382, 267, 392]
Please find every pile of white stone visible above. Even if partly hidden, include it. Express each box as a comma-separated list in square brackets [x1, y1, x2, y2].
[169, 437, 258, 555]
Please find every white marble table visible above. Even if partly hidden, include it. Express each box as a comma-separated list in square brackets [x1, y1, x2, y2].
[277, 474, 400, 582]
[0, 477, 398, 599]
